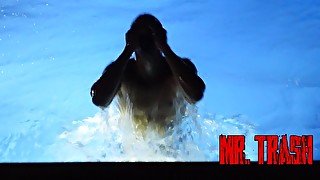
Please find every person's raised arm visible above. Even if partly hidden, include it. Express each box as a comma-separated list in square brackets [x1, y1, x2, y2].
[151, 27, 205, 104]
[90, 30, 137, 108]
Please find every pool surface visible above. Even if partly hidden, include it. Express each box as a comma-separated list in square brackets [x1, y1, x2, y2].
[0, 0, 319, 162]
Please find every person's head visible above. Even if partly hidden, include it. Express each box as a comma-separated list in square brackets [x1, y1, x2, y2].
[130, 13, 167, 53]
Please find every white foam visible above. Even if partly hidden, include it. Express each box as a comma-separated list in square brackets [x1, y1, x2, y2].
[50, 100, 257, 162]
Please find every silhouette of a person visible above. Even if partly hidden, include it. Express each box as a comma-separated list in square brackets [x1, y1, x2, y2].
[90, 14, 205, 135]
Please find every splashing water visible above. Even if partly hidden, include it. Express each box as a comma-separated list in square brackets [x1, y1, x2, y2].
[0, 100, 257, 162]
[47, 99, 257, 162]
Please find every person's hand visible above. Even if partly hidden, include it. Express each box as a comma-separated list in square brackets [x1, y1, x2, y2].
[149, 26, 167, 51]
[125, 28, 139, 51]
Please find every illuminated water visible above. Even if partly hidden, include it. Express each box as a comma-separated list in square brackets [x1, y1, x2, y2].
[0, 0, 319, 162]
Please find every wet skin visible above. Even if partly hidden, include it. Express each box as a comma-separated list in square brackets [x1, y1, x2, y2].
[90, 14, 205, 134]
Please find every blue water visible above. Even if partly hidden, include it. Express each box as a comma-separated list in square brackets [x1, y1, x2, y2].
[0, 0, 319, 162]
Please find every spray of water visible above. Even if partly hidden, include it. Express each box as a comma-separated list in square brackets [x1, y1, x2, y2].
[52, 97, 257, 162]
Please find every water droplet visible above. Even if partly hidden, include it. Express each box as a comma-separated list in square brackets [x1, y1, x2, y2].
[295, 78, 300, 86]
[49, 56, 55, 61]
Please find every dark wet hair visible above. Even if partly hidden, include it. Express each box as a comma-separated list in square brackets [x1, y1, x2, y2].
[130, 13, 167, 51]
[131, 13, 164, 30]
